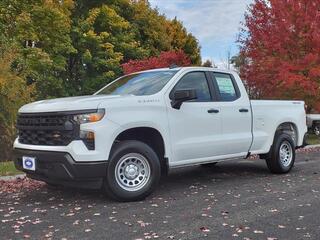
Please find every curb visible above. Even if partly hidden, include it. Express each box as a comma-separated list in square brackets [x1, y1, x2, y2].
[0, 174, 26, 181]
[305, 144, 320, 149]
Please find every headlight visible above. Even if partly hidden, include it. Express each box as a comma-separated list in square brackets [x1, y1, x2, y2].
[73, 109, 105, 124]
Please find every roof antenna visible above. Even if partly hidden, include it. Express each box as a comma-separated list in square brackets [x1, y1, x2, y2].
[169, 64, 179, 69]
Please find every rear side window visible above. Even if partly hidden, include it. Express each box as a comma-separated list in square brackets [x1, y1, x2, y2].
[173, 72, 211, 101]
[213, 73, 238, 101]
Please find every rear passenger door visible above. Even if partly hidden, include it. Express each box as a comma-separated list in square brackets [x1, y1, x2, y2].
[208, 72, 252, 155]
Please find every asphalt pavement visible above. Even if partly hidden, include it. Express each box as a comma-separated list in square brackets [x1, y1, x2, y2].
[1, 150, 320, 240]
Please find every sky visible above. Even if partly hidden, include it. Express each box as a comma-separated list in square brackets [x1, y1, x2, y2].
[149, 0, 253, 68]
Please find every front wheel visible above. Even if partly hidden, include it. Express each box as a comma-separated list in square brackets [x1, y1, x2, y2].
[103, 140, 161, 202]
[266, 132, 295, 174]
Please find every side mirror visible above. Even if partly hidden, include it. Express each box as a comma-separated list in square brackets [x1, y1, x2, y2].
[171, 89, 197, 109]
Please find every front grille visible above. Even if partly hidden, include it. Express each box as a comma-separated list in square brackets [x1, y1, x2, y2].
[17, 113, 78, 146]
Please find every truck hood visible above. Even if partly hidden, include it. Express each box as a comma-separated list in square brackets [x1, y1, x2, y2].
[19, 95, 122, 113]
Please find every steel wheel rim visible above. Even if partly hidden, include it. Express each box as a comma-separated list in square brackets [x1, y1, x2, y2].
[279, 141, 293, 167]
[115, 153, 151, 192]
[315, 126, 320, 136]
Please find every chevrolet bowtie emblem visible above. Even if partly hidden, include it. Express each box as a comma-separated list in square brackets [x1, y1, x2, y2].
[53, 133, 61, 138]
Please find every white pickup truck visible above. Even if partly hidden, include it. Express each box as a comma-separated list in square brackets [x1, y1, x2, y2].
[14, 67, 307, 201]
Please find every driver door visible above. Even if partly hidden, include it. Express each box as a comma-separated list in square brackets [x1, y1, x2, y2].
[166, 71, 224, 165]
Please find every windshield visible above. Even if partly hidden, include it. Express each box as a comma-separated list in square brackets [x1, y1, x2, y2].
[96, 70, 178, 96]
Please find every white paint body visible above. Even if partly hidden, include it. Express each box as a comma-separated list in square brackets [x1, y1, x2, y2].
[14, 67, 307, 168]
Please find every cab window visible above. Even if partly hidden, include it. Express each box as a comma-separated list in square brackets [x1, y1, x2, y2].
[213, 73, 239, 101]
[173, 72, 211, 102]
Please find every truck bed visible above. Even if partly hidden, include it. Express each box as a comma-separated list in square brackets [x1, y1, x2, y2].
[249, 100, 307, 154]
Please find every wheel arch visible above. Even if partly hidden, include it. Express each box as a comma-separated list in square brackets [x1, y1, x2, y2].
[110, 126, 168, 174]
[260, 121, 298, 160]
[275, 122, 299, 147]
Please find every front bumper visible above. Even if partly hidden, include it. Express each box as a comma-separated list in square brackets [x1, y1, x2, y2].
[14, 148, 108, 189]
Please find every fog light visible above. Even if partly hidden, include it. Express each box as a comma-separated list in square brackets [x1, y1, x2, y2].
[80, 130, 95, 150]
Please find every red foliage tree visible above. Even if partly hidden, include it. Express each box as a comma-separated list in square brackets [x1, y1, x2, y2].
[239, 0, 320, 112]
[122, 50, 191, 74]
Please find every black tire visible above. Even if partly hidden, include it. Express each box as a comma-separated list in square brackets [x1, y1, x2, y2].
[103, 140, 161, 202]
[266, 132, 295, 174]
[201, 162, 218, 168]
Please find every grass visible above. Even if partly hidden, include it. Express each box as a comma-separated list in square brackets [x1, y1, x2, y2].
[0, 161, 21, 177]
[307, 134, 320, 145]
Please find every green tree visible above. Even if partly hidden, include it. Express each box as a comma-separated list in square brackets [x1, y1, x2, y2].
[66, 3, 148, 94]
[128, 3, 201, 65]
[17, 0, 75, 98]
[167, 18, 201, 65]
[65, 0, 201, 95]
[0, 0, 202, 98]
[0, 0, 75, 98]
[129, 0, 171, 56]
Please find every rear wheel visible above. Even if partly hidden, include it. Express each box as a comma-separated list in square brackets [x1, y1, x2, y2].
[104, 140, 161, 202]
[266, 132, 295, 174]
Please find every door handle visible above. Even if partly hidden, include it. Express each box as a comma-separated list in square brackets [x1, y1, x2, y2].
[239, 108, 249, 113]
[208, 109, 219, 113]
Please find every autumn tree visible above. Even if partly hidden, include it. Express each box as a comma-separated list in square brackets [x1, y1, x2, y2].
[122, 50, 191, 74]
[0, 46, 34, 161]
[239, 0, 320, 112]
